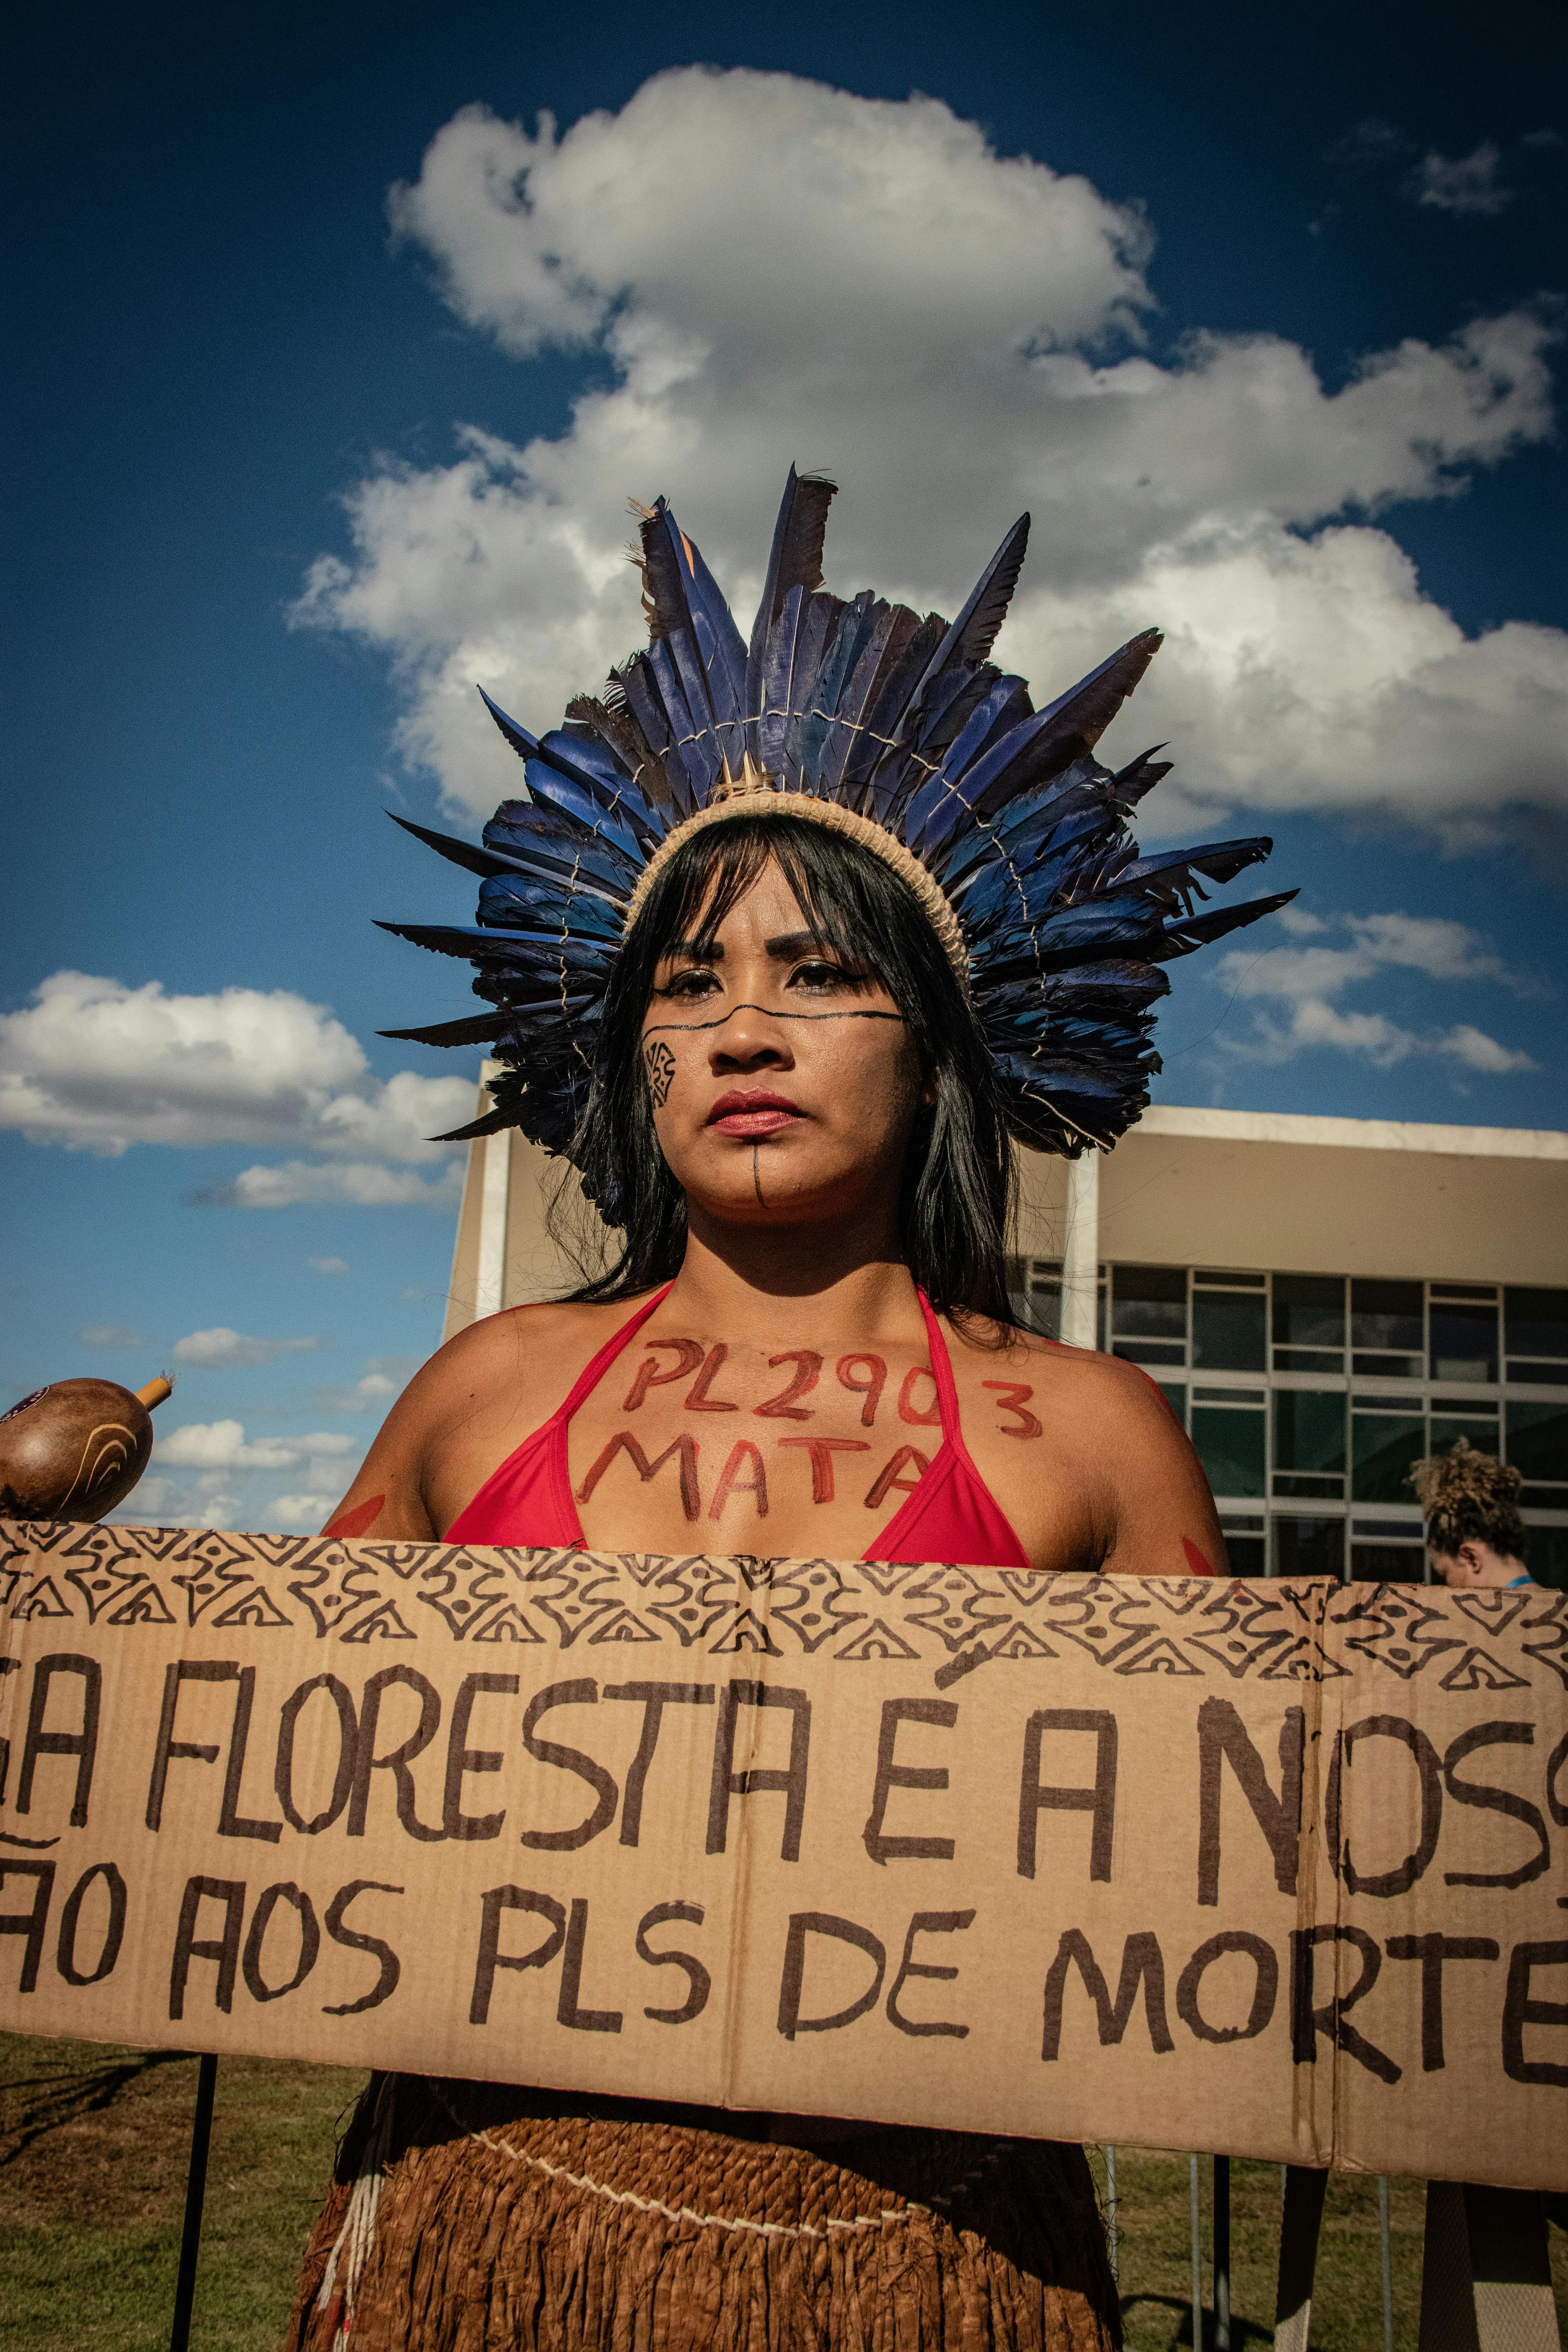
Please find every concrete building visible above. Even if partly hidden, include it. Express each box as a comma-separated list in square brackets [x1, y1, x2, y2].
[443, 1072, 1568, 1584]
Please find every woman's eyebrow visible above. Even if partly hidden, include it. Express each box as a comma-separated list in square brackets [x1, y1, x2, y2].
[669, 937, 724, 961]
[764, 929, 833, 959]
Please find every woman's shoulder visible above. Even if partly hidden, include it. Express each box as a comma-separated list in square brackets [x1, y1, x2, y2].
[946, 1314, 1175, 1422]
[402, 1298, 668, 1421]
[421, 1291, 662, 1399]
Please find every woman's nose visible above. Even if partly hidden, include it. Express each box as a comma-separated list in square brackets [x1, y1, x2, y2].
[708, 1003, 794, 1071]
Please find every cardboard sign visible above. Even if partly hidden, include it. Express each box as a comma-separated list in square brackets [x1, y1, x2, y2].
[1, 1521, 1564, 2191]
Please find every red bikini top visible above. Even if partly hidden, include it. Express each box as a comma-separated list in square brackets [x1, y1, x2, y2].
[443, 1283, 1031, 1569]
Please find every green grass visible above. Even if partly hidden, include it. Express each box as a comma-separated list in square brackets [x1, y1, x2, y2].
[0, 2035, 361, 2351]
[1, 2035, 1562, 2349]
[1088, 2146, 1567, 2350]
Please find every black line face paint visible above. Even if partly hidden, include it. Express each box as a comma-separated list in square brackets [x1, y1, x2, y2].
[752, 1145, 764, 1206]
[643, 1039, 675, 1107]
[644, 1005, 907, 1038]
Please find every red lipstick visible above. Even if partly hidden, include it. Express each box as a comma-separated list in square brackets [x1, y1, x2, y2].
[707, 1089, 804, 1138]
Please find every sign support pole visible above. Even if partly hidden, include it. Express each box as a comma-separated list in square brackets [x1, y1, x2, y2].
[1214, 2155, 1231, 2350]
[1274, 2165, 1327, 2352]
[169, 2053, 217, 2352]
[1190, 2152, 1203, 2348]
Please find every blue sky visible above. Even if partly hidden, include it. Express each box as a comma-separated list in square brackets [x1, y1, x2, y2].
[5, 0, 1565, 1533]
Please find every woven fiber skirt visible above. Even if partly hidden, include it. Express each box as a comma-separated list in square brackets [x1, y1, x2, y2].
[285, 2074, 1120, 2352]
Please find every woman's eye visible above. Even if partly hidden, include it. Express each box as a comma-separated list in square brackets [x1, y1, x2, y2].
[790, 959, 865, 993]
[662, 968, 719, 1000]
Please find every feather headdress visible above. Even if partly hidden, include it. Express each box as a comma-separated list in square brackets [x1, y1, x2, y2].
[381, 470, 1293, 1162]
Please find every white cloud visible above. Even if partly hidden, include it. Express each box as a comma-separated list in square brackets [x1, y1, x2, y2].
[114, 1473, 188, 1519]
[77, 1323, 149, 1349]
[308, 1357, 409, 1412]
[309, 1256, 350, 1273]
[269, 1491, 346, 1530]
[1004, 517, 1568, 846]
[156, 1420, 355, 1470]
[289, 68, 1565, 849]
[1437, 1024, 1537, 1074]
[0, 971, 475, 1182]
[1215, 912, 1538, 1005]
[1214, 908, 1541, 1073]
[1324, 118, 1414, 177]
[1409, 143, 1512, 218]
[192, 1158, 465, 1209]
[172, 1327, 321, 1370]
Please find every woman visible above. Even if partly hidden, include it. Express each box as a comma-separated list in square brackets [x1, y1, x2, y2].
[289, 474, 1287, 2352]
[1412, 1439, 1537, 1588]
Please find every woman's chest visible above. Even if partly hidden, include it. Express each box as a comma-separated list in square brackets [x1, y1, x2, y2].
[561, 1330, 1102, 1569]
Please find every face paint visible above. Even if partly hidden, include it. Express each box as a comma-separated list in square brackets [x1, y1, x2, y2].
[644, 1038, 676, 1107]
[708, 1439, 768, 1521]
[982, 1380, 1043, 1439]
[576, 1430, 701, 1521]
[754, 1352, 823, 1420]
[777, 1435, 870, 1503]
[864, 1446, 931, 1509]
[685, 1345, 740, 1412]
[325, 1494, 385, 1539]
[643, 1004, 907, 1038]
[622, 1340, 706, 1413]
[836, 1355, 887, 1426]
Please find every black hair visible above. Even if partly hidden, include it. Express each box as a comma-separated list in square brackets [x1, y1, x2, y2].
[551, 813, 1019, 1323]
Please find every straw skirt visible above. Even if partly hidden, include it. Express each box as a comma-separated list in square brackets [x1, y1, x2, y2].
[286, 2074, 1121, 2352]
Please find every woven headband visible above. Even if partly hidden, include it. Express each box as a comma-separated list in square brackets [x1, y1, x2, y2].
[621, 759, 972, 995]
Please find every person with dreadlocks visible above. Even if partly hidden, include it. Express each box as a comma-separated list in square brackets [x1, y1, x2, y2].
[1411, 1439, 1537, 1590]
[287, 473, 1290, 2352]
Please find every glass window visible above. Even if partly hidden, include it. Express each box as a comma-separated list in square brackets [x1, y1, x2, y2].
[1157, 1383, 1187, 1426]
[1430, 1411, 1500, 1461]
[1274, 1517, 1344, 1581]
[1273, 1274, 1345, 1372]
[1350, 1278, 1423, 1378]
[1351, 1409, 1426, 1504]
[1012, 1260, 1062, 1341]
[1504, 1287, 1568, 1381]
[1192, 1405, 1265, 1498]
[1192, 1292, 1266, 1372]
[1110, 1265, 1187, 1367]
[1350, 1543, 1425, 1584]
[1196, 1270, 1265, 1288]
[1223, 1534, 1266, 1577]
[1273, 1390, 1346, 1497]
[1430, 1294, 1498, 1384]
[1111, 1267, 1186, 1335]
[1522, 1526, 1568, 1593]
[1506, 1401, 1568, 1494]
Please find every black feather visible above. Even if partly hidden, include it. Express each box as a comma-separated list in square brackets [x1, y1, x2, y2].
[379, 1013, 508, 1047]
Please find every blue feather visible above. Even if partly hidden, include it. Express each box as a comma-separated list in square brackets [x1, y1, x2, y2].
[792, 596, 877, 781]
[618, 655, 698, 819]
[779, 593, 842, 783]
[518, 759, 645, 862]
[1154, 890, 1299, 960]
[477, 875, 624, 940]
[746, 469, 837, 764]
[897, 515, 1031, 735]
